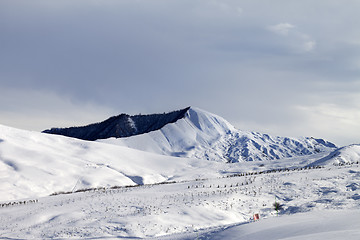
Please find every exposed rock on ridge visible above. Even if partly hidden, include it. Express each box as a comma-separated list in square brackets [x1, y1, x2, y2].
[43, 107, 190, 140]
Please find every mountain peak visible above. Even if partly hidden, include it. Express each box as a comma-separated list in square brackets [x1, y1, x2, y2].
[43, 106, 337, 163]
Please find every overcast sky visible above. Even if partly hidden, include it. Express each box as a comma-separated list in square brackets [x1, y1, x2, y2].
[1, 0, 360, 146]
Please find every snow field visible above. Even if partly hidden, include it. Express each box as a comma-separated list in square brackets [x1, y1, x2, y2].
[187, 209, 360, 240]
[0, 163, 359, 239]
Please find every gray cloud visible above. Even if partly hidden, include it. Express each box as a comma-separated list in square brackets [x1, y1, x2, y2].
[1, 0, 360, 146]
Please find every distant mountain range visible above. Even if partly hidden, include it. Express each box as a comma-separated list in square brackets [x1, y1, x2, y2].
[43, 107, 337, 162]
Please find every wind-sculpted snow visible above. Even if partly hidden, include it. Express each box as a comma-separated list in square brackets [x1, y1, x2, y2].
[101, 107, 337, 162]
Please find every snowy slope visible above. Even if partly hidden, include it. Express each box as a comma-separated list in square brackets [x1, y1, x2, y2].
[100, 107, 337, 162]
[0, 123, 338, 202]
[0, 123, 359, 239]
[0, 124, 225, 202]
[309, 144, 360, 166]
[1, 161, 359, 239]
[171, 210, 360, 240]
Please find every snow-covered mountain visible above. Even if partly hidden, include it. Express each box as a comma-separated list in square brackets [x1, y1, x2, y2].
[0, 107, 339, 202]
[1, 110, 359, 239]
[2, 107, 359, 239]
[79, 107, 336, 162]
[309, 144, 360, 166]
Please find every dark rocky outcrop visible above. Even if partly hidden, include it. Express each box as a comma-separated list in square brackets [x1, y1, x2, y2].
[43, 107, 190, 141]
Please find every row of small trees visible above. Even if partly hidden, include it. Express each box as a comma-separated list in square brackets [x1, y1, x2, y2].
[225, 165, 324, 179]
[0, 199, 38, 208]
[333, 161, 359, 166]
[47, 163, 329, 198]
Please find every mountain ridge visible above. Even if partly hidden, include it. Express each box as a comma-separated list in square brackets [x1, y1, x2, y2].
[43, 106, 337, 162]
[43, 107, 190, 140]
[308, 144, 360, 166]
